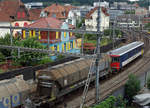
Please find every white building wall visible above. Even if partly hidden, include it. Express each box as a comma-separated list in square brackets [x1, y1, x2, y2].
[85, 8, 109, 32]
[0, 22, 10, 37]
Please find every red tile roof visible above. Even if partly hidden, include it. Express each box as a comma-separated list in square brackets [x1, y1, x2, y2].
[85, 7, 109, 19]
[29, 8, 42, 21]
[0, 0, 24, 21]
[0, 0, 41, 22]
[27, 17, 63, 29]
[43, 3, 76, 20]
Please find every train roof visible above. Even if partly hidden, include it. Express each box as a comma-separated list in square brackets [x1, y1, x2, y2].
[109, 41, 144, 56]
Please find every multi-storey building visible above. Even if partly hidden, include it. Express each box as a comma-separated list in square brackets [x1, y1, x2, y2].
[85, 7, 110, 31]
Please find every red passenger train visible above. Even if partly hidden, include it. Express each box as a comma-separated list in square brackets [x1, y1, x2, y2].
[109, 41, 144, 71]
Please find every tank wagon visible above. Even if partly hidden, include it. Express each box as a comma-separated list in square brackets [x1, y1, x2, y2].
[31, 41, 144, 107]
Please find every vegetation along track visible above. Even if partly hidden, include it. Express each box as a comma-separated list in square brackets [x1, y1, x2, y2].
[55, 31, 150, 108]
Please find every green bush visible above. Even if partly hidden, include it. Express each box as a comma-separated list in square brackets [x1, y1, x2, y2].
[0, 34, 20, 57]
[12, 37, 46, 66]
[125, 74, 140, 104]
[0, 52, 5, 62]
[147, 76, 150, 90]
[39, 56, 53, 64]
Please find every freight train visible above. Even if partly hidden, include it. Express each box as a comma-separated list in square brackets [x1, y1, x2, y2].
[30, 41, 144, 107]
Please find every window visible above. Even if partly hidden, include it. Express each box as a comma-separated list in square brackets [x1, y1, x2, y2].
[15, 23, 19, 27]
[22, 12, 25, 18]
[17, 12, 21, 19]
[54, 45, 57, 51]
[112, 57, 120, 62]
[24, 22, 28, 27]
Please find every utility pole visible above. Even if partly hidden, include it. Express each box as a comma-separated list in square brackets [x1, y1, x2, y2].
[95, 0, 101, 103]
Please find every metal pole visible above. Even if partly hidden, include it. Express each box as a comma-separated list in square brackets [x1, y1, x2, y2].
[95, 36, 100, 102]
[95, 0, 101, 102]
[81, 34, 84, 54]
[10, 23, 13, 46]
[47, 31, 50, 57]
[113, 21, 115, 49]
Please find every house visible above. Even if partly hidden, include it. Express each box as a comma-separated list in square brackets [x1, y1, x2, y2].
[85, 7, 110, 31]
[110, 2, 136, 10]
[108, 9, 124, 22]
[41, 3, 76, 21]
[135, 7, 148, 16]
[66, 6, 92, 26]
[0, 0, 41, 37]
[22, 17, 80, 53]
[117, 14, 141, 28]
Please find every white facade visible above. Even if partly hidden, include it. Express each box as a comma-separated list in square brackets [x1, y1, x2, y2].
[66, 10, 77, 26]
[85, 8, 110, 31]
[66, 7, 91, 26]
[0, 22, 10, 37]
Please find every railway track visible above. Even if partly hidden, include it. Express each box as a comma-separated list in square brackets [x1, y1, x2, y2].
[55, 30, 150, 108]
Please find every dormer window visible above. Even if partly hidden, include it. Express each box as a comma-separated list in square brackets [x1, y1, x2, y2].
[17, 12, 21, 19]
[22, 12, 25, 18]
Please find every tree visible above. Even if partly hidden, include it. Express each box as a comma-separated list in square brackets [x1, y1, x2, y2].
[76, 18, 85, 28]
[147, 76, 150, 90]
[0, 52, 5, 62]
[93, 96, 116, 108]
[0, 34, 20, 57]
[12, 37, 49, 66]
[125, 74, 140, 104]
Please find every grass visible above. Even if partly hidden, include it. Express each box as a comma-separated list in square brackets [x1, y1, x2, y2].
[84, 37, 112, 46]
[0, 69, 4, 73]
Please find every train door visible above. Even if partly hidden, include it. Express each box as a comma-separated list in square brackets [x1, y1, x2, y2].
[110, 56, 120, 71]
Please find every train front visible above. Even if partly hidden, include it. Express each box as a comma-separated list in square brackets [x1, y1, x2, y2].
[109, 52, 121, 71]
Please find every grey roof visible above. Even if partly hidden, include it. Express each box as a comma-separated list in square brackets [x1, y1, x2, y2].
[133, 93, 150, 106]
[109, 41, 144, 56]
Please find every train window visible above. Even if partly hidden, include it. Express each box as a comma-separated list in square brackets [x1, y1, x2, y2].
[112, 57, 120, 62]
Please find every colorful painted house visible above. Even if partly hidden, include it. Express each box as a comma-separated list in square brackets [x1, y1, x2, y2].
[22, 17, 80, 53]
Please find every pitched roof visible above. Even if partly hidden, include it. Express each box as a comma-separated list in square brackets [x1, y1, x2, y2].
[43, 3, 76, 20]
[85, 7, 109, 19]
[27, 17, 63, 29]
[0, 0, 24, 22]
[28, 8, 42, 21]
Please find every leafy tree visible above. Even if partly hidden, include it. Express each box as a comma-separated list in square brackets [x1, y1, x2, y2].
[92, 96, 116, 108]
[147, 76, 150, 90]
[116, 95, 127, 108]
[125, 74, 140, 104]
[0, 34, 20, 57]
[0, 52, 5, 62]
[76, 18, 85, 28]
[12, 37, 48, 66]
